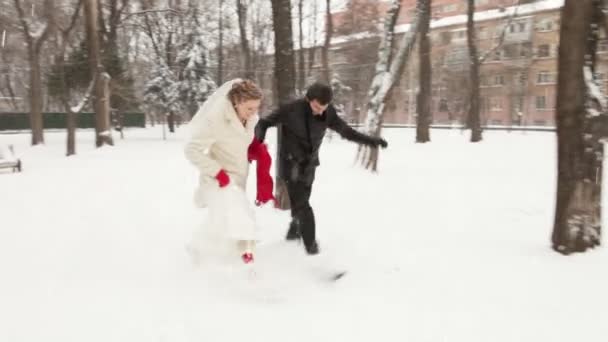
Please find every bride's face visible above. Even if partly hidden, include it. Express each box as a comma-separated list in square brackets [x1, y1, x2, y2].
[235, 99, 261, 122]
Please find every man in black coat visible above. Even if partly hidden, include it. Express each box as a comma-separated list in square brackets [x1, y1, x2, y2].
[254, 83, 388, 255]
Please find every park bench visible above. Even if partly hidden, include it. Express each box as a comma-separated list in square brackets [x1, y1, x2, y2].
[0, 145, 22, 173]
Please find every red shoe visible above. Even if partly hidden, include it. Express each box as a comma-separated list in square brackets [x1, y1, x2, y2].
[241, 252, 254, 264]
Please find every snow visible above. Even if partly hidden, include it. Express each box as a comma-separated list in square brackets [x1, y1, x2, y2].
[1, 126, 608, 342]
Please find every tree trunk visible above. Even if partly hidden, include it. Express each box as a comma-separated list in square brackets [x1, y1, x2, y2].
[84, 0, 113, 147]
[168, 112, 176, 133]
[416, 0, 431, 143]
[217, 0, 224, 84]
[321, 0, 333, 84]
[297, 0, 306, 92]
[467, 0, 482, 142]
[13, 0, 53, 145]
[66, 110, 77, 156]
[28, 50, 45, 145]
[56, 0, 84, 156]
[57, 43, 77, 156]
[307, 0, 319, 79]
[552, 0, 600, 254]
[237, 0, 254, 80]
[271, 0, 297, 209]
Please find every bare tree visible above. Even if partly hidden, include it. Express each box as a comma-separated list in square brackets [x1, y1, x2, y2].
[0, 49, 20, 111]
[270, 0, 296, 208]
[466, 0, 482, 142]
[306, 0, 319, 80]
[84, 0, 113, 147]
[55, 0, 85, 156]
[321, 0, 333, 84]
[236, 0, 254, 80]
[416, 0, 431, 143]
[357, 0, 421, 170]
[13, 0, 54, 145]
[552, 0, 604, 254]
[217, 0, 224, 84]
[466, 0, 522, 140]
[297, 0, 306, 92]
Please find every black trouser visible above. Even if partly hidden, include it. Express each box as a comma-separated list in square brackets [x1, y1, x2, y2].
[286, 179, 316, 247]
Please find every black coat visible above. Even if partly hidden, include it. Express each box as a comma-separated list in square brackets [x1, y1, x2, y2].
[255, 99, 380, 184]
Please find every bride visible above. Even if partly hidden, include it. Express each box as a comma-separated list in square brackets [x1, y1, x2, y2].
[184, 79, 275, 265]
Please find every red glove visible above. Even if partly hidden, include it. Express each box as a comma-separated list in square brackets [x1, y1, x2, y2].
[254, 143, 276, 205]
[215, 169, 230, 188]
[247, 138, 263, 162]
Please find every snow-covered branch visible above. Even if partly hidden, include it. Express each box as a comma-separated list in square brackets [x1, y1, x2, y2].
[70, 75, 96, 114]
[584, 66, 608, 117]
[363, 1, 421, 134]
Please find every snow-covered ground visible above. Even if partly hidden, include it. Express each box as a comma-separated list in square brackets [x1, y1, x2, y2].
[1, 126, 607, 342]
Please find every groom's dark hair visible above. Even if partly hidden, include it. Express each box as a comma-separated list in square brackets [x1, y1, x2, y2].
[305, 82, 333, 105]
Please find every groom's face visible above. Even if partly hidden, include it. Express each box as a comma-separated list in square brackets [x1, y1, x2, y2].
[308, 99, 328, 116]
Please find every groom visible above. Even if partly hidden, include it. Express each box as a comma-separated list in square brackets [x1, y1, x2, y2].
[249, 82, 388, 255]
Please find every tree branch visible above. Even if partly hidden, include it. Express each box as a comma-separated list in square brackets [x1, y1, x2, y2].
[61, 0, 84, 35]
[12, 0, 32, 44]
[479, 0, 523, 63]
[123, 8, 181, 21]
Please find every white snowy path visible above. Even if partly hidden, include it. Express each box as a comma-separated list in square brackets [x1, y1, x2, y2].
[0, 127, 607, 342]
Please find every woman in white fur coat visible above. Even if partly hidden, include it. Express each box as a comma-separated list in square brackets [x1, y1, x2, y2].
[185, 79, 273, 264]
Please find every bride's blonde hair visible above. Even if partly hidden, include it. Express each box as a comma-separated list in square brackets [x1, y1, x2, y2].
[227, 80, 263, 105]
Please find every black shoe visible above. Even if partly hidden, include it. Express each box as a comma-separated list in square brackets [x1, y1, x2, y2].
[285, 221, 301, 241]
[305, 241, 320, 255]
[286, 228, 301, 241]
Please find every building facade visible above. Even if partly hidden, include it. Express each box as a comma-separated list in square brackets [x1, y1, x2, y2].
[321, 0, 606, 127]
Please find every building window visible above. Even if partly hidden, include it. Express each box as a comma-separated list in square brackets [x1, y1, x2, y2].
[452, 29, 466, 41]
[536, 96, 547, 110]
[477, 27, 488, 39]
[515, 72, 527, 85]
[443, 4, 458, 12]
[492, 49, 501, 61]
[440, 31, 451, 44]
[509, 21, 529, 34]
[494, 75, 505, 86]
[598, 39, 608, 53]
[475, 0, 489, 5]
[515, 97, 525, 113]
[537, 71, 556, 84]
[490, 97, 503, 111]
[520, 42, 532, 57]
[503, 43, 531, 59]
[537, 44, 550, 58]
[438, 98, 449, 112]
[536, 18, 555, 32]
